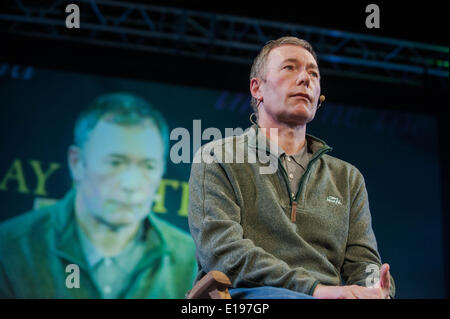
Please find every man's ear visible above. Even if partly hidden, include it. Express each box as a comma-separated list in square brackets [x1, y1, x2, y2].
[68, 145, 84, 182]
[250, 77, 263, 103]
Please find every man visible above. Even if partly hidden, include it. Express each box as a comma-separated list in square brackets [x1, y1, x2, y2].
[188, 37, 395, 299]
[0, 93, 197, 298]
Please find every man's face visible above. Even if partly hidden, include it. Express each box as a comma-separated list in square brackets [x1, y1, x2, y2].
[74, 119, 165, 228]
[258, 45, 321, 125]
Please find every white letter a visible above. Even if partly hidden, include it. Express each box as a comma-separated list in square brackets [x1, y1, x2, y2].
[65, 264, 80, 288]
[65, 4, 80, 29]
[365, 4, 380, 29]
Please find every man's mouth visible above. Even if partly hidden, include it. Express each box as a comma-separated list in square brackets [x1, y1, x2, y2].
[111, 201, 142, 209]
[290, 92, 311, 102]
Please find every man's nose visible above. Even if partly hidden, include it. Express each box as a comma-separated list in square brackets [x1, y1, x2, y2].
[119, 165, 144, 194]
[295, 69, 310, 87]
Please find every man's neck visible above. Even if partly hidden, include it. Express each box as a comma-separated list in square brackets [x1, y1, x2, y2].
[258, 111, 307, 156]
[74, 192, 141, 257]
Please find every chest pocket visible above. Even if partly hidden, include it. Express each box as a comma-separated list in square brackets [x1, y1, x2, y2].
[294, 200, 348, 267]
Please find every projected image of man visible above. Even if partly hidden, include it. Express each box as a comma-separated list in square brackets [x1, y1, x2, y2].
[0, 93, 197, 298]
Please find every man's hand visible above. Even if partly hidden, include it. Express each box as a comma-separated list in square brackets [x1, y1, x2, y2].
[312, 263, 391, 299]
[312, 284, 375, 299]
[378, 263, 391, 299]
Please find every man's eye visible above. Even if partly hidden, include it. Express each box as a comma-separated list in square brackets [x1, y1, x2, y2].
[310, 71, 319, 78]
[109, 160, 123, 167]
[283, 65, 294, 70]
[142, 163, 155, 170]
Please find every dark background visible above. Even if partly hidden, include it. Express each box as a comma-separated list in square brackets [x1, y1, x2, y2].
[1, 1, 448, 298]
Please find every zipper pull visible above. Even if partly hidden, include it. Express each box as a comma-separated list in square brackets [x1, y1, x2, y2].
[291, 201, 297, 222]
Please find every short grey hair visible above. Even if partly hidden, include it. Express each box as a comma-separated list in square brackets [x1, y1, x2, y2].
[74, 92, 169, 157]
[249, 36, 318, 114]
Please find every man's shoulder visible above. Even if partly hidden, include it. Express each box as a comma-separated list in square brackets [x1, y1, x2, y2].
[306, 132, 365, 180]
[150, 215, 197, 266]
[192, 127, 252, 162]
[207, 134, 246, 147]
[151, 215, 196, 250]
[320, 153, 365, 182]
[321, 153, 358, 169]
[0, 203, 58, 248]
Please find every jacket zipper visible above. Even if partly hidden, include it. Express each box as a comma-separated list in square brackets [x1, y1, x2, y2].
[277, 147, 331, 222]
[252, 126, 332, 222]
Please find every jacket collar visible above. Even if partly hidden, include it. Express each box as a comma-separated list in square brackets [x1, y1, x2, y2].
[245, 124, 332, 157]
[52, 189, 169, 271]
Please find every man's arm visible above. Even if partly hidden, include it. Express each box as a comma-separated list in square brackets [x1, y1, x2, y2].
[0, 259, 15, 298]
[188, 150, 319, 295]
[340, 171, 395, 298]
[313, 263, 392, 299]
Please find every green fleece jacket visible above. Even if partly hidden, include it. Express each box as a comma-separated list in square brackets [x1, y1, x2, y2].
[188, 125, 395, 297]
[0, 189, 197, 298]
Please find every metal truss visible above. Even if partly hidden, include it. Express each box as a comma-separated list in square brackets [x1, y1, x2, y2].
[1, 0, 448, 86]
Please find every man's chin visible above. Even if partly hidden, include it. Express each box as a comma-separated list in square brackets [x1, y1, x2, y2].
[97, 212, 148, 229]
[279, 111, 314, 126]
